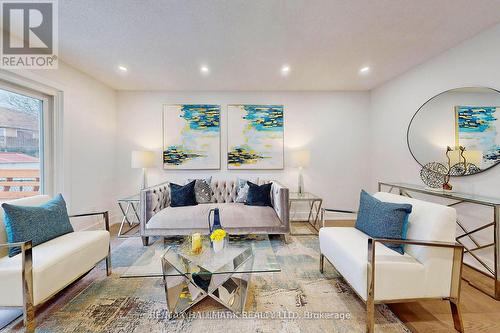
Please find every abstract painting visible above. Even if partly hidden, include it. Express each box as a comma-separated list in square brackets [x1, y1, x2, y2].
[455, 106, 500, 169]
[163, 104, 220, 169]
[227, 104, 284, 169]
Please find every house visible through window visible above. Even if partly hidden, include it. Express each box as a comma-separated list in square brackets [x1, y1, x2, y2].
[0, 87, 44, 201]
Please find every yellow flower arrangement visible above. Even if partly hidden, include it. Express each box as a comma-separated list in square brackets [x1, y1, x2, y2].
[210, 229, 226, 242]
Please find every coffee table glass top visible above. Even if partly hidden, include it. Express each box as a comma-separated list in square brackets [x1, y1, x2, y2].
[122, 235, 280, 278]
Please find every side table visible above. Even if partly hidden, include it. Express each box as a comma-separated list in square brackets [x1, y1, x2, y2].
[288, 192, 323, 235]
[117, 194, 140, 238]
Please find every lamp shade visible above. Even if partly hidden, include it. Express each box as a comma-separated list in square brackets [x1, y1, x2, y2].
[291, 149, 311, 168]
[131, 150, 155, 168]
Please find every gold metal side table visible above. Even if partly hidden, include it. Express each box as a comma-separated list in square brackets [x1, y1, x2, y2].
[117, 194, 140, 238]
[289, 192, 323, 235]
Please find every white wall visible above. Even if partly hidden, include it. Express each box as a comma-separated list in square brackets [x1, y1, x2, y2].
[116, 91, 371, 216]
[7, 61, 117, 229]
[370, 23, 500, 273]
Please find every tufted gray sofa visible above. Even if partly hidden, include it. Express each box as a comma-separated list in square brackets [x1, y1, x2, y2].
[139, 179, 290, 245]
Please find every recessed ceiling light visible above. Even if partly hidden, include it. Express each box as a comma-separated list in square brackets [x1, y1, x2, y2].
[281, 65, 290, 75]
[118, 65, 128, 72]
[200, 65, 209, 74]
[359, 66, 370, 74]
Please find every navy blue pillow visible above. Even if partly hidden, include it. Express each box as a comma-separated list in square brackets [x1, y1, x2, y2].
[2, 194, 74, 257]
[170, 181, 198, 207]
[245, 182, 272, 207]
[355, 190, 412, 254]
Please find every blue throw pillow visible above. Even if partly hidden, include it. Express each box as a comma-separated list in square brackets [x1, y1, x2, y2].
[2, 194, 74, 257]
[355, 190, 412, 254]
[170, 180, 198, 207]
[245, 181, 272, 207]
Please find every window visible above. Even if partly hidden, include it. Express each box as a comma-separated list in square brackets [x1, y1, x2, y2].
[0, 82, 52, 201]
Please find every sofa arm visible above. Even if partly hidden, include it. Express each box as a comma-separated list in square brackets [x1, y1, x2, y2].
[140, 181, 170, 227]
[271, 181, 290, 230]
[0, 241, 35, 329]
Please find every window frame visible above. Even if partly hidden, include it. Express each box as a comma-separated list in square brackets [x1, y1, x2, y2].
[0, 79, 56, 196]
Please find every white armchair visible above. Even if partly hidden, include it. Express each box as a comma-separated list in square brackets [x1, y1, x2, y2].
[0, 195, 111, 332]
[319, 192, 464, 333]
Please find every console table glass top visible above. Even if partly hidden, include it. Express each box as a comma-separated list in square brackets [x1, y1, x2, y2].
[379, 182, 500, 205]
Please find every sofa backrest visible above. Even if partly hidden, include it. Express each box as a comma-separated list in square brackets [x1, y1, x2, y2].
[211, 179, 268, 203]
[0, 195, 52, 258]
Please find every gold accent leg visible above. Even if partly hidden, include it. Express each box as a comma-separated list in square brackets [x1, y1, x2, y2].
[450, 246, 464, 332]
[282, 233, 290, 244]
[22, 242, 35, 333]
[366, 238, 375, 333]
[319, 253, 324, 273]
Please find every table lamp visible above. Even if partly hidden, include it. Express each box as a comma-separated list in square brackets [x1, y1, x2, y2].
[131, 150, 155, 190]
[291, 149, 310, 195]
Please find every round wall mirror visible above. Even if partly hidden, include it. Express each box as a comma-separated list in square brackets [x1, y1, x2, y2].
[407, 87, 500, 176]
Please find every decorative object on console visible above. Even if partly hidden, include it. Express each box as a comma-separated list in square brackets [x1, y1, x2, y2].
[227, 104, 284, 169]
[354, 190, 412, 255]
[455, 105, 499, 170]
[131, 150, 155, 190]
[210, 228, 226, 253]
[2, 194, 74, 257]
[407, 87, 500, 176]
[245, 181, 272, 207]
[420, 145, 482, 190]
[163, 104, 220, 170]
[291, 149, 310, 195]
[420, 161, 448, 189]
[188, 177, 212, 203]
[448, 146, 482, 176]
[169, 181, 198, 207]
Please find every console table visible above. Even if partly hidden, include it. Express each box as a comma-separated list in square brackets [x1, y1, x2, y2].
[379, 182, 500, 300]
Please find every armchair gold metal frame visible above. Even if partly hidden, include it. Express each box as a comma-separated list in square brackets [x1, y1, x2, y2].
[320, 234, 465, 333]
[0, 211, 111, 333]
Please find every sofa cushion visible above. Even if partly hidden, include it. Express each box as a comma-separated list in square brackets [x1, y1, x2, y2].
[170, 181, 198, 207]
[246, 182, 272, 207]
[0, 195, 52, 258]
[355, 190, 412, 254]
[319, 227, 427, 301]
[2, 194, 74, 257]
[0, 230, 109, 306]
[188, 177, 212, 204]
[147, 203, 281, 232]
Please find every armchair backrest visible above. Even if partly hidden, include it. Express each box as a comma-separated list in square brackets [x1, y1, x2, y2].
[373, 192, 457, 262]
[0, 195, 51, 258]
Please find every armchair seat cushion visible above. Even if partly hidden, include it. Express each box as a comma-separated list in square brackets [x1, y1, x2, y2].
[319, 227, 428, 301]
[0, 230, 109, 307]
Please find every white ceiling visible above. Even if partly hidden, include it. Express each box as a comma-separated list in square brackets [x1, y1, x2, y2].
[58, 0, 500, 91]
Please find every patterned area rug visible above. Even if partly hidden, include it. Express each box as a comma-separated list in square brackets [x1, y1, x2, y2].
[24, 235, 409, 333]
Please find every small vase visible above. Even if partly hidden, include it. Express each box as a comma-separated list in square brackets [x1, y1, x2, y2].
[213, 239, 224, 253]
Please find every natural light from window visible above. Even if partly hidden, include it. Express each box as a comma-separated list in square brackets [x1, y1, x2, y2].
[0, 88, 43, 201]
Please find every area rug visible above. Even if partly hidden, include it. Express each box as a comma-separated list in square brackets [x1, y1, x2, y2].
[30, 235, 409, 333]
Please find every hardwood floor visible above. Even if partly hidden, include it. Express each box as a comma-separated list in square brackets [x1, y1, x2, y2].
[389, 262, 500, 332]
[3, 222, 500, 332]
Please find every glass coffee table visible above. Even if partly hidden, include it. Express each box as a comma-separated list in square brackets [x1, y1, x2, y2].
[122, 235, 280, 316]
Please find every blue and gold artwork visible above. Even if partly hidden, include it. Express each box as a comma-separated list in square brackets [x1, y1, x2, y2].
[163, 105, 220, 169]
[227, 105, 284, 169]
[456, 106, 500, 169]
